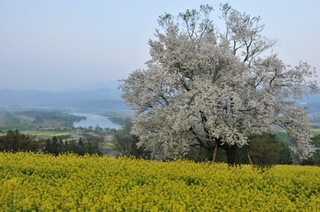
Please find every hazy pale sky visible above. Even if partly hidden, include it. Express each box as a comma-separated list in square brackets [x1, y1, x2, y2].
[1, 1, 319, 91]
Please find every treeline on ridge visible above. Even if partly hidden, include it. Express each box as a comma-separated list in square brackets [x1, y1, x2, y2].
[15, 110, 86, 128]
[1, 126, 320, 167]
[0, 129, 101, 156]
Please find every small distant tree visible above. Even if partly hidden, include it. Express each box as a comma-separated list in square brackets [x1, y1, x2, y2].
[94, 125, 103, 133]
[78, 137, 84, 146]
[248, 133, 279, 169]
[301, 134, 320, 165]
[113, 120, 149, 157]
[45, 136, 102, 156]
[45, 136, 64, 155]
[311, 134, 320, 165]
[276, 138, 292, 164]
[242, 133, 292, 169]
[62, 139, 86, 155]
[83, 138, 101, 155]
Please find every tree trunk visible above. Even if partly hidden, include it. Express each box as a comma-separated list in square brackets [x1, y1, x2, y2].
[220, 143, 240, 166]
[212, 144, 218, 163]
[247, 153, 254, 171]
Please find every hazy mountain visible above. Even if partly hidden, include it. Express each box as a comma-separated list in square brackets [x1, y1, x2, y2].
[296, 94, 320, 104]
[81, 80, 121, 91]
[0, 81, 318, 112]
[75, 100, 129, 112]
[0, 81, 128, 111]
[61, 80, 122, 92]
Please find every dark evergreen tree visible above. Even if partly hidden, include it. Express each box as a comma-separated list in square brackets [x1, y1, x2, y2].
[246, 133, 292, 169]
[0, 129, 39, 152]
[45, 136, 64, 155]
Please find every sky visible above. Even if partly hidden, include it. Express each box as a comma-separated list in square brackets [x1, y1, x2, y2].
[1, 1, 320, 91]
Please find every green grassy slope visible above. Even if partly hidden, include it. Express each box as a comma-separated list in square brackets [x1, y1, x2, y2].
[0, 110, 35, 132]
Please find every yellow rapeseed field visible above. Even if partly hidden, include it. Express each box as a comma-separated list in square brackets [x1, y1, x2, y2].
[1, 152, 320, 211]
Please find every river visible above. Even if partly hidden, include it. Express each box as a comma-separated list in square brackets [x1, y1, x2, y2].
[71, 113, 121, 129]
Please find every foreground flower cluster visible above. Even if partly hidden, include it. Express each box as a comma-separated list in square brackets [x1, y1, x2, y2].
[1, 152, 320, 211]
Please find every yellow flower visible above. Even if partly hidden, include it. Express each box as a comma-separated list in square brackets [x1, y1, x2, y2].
[1, 152, 320, 211]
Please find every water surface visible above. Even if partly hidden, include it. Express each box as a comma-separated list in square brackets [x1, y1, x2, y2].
[72, 113, 121, 129]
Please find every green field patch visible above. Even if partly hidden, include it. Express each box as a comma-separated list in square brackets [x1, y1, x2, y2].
[23, 131, 71, 139]
[0, 110, 35, 132]
[106, 142, 116, 147]
[277, 129, 286, 133]
[311, 128, 320, 136]
[100, 141, 116, 147]
[277, 128, 320, 136]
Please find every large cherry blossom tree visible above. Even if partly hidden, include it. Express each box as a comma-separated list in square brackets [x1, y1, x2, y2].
[119, 4, 319, 164]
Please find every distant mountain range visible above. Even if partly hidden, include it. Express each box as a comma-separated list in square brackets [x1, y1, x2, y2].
[296, 94, 320, 115]
[0, 81, 129, 111]
[0, 81, 319, 113]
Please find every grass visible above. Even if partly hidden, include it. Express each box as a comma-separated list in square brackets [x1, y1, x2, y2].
[106, 142, 116, 147]
[0, 111, 70, 139]
[100, 141, 116, 147]
[0, 110, 35, 132]
[311, 128, 320, 136]
[277, 128, 320, 137]
[22, 131, 72, 139]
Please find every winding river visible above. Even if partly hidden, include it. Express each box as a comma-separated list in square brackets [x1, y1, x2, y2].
[71, 113, 121, 129]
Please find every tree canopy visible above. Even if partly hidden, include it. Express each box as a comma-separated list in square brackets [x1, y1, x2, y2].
[119, 4, 319, 163]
